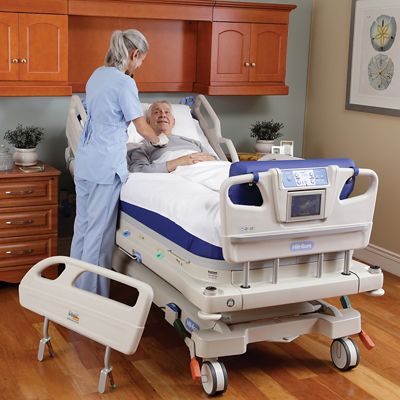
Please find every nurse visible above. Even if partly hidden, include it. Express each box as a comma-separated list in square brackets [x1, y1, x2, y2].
[70, 29, 166, 296]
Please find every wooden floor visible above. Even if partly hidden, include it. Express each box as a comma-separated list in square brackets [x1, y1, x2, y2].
[1, 272, 400, 400]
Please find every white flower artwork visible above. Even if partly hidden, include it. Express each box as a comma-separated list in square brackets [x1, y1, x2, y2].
[368, 54, 394, 90]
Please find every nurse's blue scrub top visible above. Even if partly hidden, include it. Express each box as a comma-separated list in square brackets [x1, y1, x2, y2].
[75, 66, 143, 184]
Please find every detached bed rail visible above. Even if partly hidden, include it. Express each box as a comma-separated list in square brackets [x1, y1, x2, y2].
[19, 256, 153, 393]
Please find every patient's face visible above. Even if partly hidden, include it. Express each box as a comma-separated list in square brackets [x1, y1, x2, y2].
[148, 102, 175, 135]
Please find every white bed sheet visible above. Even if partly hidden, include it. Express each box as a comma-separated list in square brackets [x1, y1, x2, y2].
[120, 161, 231, 246]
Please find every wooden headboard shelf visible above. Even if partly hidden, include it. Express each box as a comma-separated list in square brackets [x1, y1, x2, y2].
[0, 0, 296, 96]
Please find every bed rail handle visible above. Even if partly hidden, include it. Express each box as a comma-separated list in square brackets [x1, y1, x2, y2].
[19, 256, 154, 355]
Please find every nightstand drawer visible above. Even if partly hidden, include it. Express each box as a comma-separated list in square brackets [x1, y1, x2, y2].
[0, 234, 57, 269]
[0, 205, 57, 237]
[0, 177, 57, 207]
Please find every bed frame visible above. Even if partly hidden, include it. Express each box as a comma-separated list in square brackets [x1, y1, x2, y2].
[57, 95, 385, 396]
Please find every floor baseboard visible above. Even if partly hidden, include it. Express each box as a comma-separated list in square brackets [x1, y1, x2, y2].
[355, 244, 400, 277]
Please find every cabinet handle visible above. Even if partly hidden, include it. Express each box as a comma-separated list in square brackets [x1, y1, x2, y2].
[5, 190, 33, 195]
[244, 62, 250, 67]
[250, 62, 256, 67]
[5, 249, 33, 255]
[5, 220, 34, 225]
[20, 58, 27, 64]
[11, 58, 19, 64]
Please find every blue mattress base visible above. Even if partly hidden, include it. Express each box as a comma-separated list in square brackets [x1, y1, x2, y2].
[120, 201, 224, 260]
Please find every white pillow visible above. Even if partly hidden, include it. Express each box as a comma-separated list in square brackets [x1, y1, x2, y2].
[127, 103, 201, 143]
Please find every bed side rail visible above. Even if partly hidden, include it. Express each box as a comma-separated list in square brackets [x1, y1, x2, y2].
[219, 166, 378, 263]
[66, 95, 86, 156]
[193, 95, 239, 162]
[19, 256, 153, 355]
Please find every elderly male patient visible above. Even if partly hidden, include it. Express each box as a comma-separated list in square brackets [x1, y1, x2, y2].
[127, 101, 215, 173]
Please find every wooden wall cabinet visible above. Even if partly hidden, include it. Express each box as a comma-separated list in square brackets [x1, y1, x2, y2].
[68, 16, 197, 93]
[0, 0, 296, 97]
[0, 12, 70, 96]
[194, 3, 296, 95]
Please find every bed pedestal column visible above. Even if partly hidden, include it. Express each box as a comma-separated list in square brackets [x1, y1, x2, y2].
[241, 261, 251, 288]
[272, 259, 280, 284]
[316, 253, 324, 278]
[343, 250, 351, 276]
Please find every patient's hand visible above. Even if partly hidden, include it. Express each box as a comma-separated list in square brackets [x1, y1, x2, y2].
[167, 152, 215, 172]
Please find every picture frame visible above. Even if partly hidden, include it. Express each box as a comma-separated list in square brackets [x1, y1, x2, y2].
[346, 0, 400, 116]
[271, 146, 283, 155]
[279, 140, 294, 156]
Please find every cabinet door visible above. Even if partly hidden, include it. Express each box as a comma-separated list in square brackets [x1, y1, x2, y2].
[0, 13, 19, 81]
[211, 22, 251, 82]
[18, 13, 68, 81]
[249, 24, 288, 83]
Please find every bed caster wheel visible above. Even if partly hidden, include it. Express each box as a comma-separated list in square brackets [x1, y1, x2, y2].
[201, 361, 228, 396]
[330, 337, 360, 371]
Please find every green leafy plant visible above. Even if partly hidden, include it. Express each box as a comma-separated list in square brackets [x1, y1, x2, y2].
[250, 120, 284, 141]
[3, 124, 44, 149]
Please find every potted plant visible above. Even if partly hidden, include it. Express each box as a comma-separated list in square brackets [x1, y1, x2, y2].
[250, 120, 284, 153]
[3, 124, 44, 166]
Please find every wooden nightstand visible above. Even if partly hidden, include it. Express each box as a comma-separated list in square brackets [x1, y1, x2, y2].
[0, 163, 60, 283]
[237, 152, 265, 161]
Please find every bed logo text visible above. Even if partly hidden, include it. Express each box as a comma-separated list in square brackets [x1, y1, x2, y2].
[185, 318, 200, 332]
[240, 226, 255, 232]
[67, 310, 80, 324]
[290, 241, 314, 252]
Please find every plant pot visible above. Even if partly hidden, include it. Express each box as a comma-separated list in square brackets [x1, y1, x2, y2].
[255, 140, 275, 153]
[13, 147, 38, 166]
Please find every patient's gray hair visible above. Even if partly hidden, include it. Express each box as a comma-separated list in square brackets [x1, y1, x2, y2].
[104, 29, 149, 72]
[146, 101, 173, 119]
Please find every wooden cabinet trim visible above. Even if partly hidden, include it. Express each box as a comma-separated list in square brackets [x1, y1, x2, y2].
[0, 1, 67, 15]
[69, 0, 213, 20]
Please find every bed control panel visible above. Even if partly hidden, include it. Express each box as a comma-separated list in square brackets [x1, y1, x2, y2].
[281, 168, 329, 188]
[274, 167, 331, 223]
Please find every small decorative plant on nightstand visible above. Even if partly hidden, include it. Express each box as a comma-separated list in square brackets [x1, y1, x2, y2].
[3, 124, 45, 166]
[250, 120, 284, 153]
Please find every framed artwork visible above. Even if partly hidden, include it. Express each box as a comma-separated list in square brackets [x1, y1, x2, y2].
[346, 0, 400, 116]
[279, 140, 294, 156]
[271, 146, 283, 154]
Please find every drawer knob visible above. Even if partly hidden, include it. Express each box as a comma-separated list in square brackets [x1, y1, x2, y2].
[5, 249, 33, 255]
[5, 190, 33, 195]
[20, 58, 27, 64]
[5, 219, 34, 225]
[11, 58, 19, 64]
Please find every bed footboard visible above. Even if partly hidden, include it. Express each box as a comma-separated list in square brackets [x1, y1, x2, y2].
[220, 166, 378, 264]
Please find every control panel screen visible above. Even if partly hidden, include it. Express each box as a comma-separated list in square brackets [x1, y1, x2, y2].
[290, 193, 322, 218]
[282, 168, 329, 188]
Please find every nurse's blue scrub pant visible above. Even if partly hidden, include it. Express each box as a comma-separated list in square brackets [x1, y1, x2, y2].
[70, 174, 122, 297]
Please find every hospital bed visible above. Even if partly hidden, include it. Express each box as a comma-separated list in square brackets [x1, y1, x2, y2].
[62, 94, 384, 396]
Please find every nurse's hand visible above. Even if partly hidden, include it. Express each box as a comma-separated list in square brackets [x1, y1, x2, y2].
[167, 152, 215, 172]
[151, 133, 169, 148]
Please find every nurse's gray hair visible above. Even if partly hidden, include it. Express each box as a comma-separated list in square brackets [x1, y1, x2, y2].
[104, 29, 149, 72]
